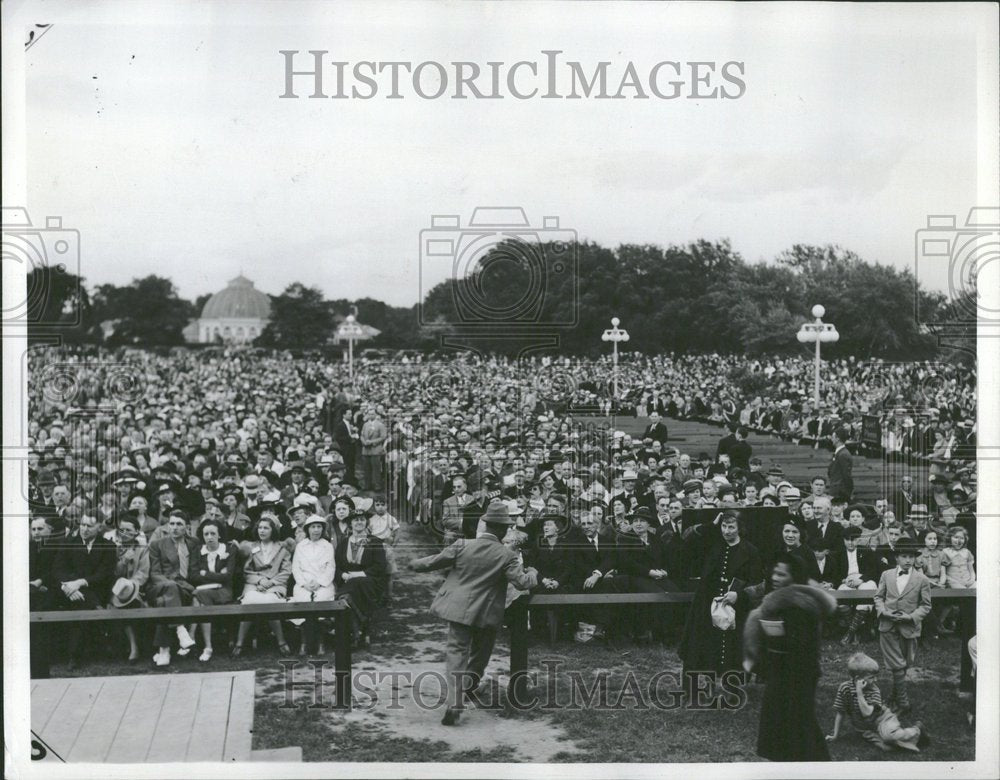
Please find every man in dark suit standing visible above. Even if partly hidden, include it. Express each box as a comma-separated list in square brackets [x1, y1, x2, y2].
[410, 501, 537, 725]
[643, 412, 669, 445]
[716, 422, 738, 460]
[891, 475, 916, 524]
[334, 408, 359, 484]
[827, 426, 854, 502]
[50, 514, 117, 667]
[728, 426, 753, 472]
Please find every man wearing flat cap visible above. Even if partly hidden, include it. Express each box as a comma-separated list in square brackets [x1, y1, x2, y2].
[410, 500, 538, 725]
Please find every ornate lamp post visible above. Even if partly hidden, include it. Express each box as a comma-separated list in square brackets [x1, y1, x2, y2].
[796, 304, 840, 408]
[336, 308, 365, 379]
[601, 317, 630, 406]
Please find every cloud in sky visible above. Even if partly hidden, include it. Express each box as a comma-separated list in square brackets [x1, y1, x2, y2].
[20, 2, 988, 305]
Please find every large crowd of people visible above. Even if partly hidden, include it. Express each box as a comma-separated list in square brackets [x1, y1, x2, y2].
[25, 344, 977, 746]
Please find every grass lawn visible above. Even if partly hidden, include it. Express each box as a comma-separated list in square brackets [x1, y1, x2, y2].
[515, 627, 974, 762]
[40, 516, 976, 763]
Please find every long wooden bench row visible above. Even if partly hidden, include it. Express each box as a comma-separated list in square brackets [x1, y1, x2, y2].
[30, 601, 355, 707]
[507, 589, 977, 706]
[30, 589, 976, 712]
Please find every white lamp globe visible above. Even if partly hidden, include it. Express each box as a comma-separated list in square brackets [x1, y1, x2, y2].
[611, 317, 620, 327]
[811, 304, 825, 319]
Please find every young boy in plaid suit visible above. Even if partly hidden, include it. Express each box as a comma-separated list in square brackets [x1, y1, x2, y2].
[873, 537, 932, 713]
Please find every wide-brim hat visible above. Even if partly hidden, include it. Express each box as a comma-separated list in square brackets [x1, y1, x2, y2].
[111, 577, 141, 608]
[481, 499, 515, 526]
[302, 514, 328, 531]
[907, 504, 931, 520]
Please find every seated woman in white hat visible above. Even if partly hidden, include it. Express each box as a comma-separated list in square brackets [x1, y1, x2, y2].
[289, 515, 336, 656]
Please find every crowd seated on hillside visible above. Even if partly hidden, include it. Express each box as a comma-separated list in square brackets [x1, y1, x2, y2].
[26, 345, 975, 671]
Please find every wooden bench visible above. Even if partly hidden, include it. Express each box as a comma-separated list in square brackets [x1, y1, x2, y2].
[507, 588, 977, 707]
[30, 600, 356, 708]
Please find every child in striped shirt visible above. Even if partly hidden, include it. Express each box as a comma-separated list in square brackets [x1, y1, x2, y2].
[827, 653, 928, 752]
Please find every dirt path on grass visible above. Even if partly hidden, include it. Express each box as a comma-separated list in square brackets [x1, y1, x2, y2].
[256, 519, 584, 762]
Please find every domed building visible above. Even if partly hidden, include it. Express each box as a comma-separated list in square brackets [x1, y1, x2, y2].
[183, 275, 272, 343]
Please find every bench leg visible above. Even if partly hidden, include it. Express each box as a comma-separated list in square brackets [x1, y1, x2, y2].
[507, 603, 530, 710]
[547, 610, 559, 645]
[333, 610, 353, 709]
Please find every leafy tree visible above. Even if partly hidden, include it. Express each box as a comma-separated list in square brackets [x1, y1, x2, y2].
[90, 275, 194, 345]
[24, 266, 92, 342]
[192, 293, 212, 317]
[257, 283, 338, 349]
[777, 245, 938, 359]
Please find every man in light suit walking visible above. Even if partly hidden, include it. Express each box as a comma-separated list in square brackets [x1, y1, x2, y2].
[873, 537, 932, 713]
[410, 501, 538, 725]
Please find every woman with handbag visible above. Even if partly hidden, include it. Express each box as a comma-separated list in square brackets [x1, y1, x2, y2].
[743, 552, 836, 761]
[679, 510, 762, 681]
[233, 512, 292, 656]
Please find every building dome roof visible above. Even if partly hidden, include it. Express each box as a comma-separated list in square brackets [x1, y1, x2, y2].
[200, 275, 272, 320]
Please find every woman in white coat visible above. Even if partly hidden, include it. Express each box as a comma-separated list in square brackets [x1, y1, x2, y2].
[290, 515, 336, 656]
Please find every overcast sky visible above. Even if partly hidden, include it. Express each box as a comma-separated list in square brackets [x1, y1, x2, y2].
[18, 1, 996, 307]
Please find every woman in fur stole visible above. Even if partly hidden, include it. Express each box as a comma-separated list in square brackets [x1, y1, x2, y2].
[743, 551, 837, 761]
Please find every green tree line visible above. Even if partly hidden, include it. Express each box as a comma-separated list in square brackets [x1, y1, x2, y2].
[25, 239, 963, 359]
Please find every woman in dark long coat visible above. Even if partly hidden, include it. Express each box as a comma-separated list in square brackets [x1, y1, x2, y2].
[679, 510, 762, 678]
[743, 552, 836, 761]
[335, 512, 387, 647]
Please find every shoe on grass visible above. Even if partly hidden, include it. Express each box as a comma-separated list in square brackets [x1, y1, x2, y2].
[176, 625, 196, 649]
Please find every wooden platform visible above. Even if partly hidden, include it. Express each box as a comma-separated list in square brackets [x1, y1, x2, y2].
[31, 671, 256, 762]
